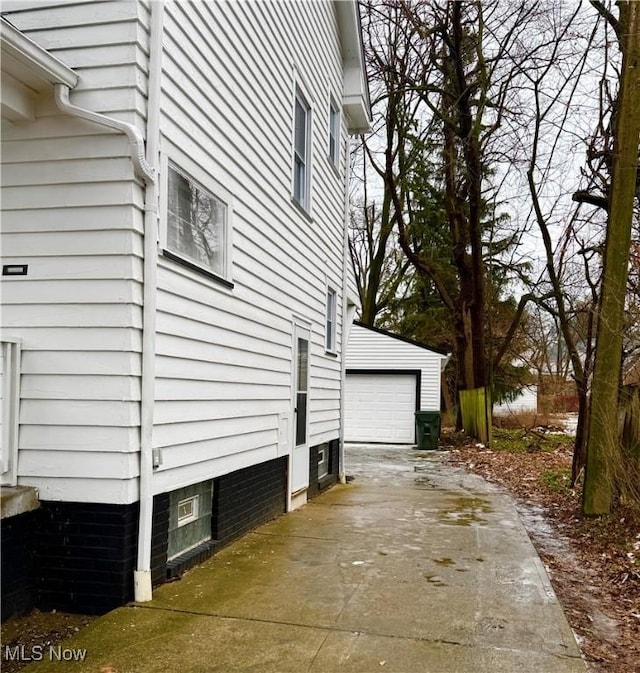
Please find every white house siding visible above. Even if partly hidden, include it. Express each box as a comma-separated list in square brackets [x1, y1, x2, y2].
[493, 386, 538, 415]
[1, 0, 356, 503]
[345, 324, 448, 412]
[151, 0, 349, 493]
[1, 1, 149, 503]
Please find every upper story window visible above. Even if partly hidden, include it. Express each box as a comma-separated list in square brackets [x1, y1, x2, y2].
[328, 100, 339, 166]
[326, 287, 337, 353]
[167, 164, 229, 281]
[293, 89, 311, 209]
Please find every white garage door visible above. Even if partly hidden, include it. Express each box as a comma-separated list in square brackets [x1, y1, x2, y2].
[345, 373, 417, 443]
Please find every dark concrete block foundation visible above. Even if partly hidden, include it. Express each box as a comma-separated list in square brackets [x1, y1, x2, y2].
[1, 455, 294, 620]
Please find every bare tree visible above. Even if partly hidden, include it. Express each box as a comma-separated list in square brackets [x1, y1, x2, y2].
[584, 0, 640, 515]
[357, 1, 545, 437]
[349, 1, 426, 327]
[355, 0, 636, 466]
[349, 197, 412, 325]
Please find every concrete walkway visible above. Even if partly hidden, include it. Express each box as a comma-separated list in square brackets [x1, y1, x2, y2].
[24, 445, 585, 672]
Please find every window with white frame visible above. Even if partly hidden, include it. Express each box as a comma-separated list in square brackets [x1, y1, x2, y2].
[328, 100, 339, 166]
[168, 480, 213, 561]
[326, 288, 337, 352]
[293, 89, 311, 209]
[167, 164, 228, 278]
[177, 494, 199, 527]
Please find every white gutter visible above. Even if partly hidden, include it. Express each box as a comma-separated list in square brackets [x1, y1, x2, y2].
[134, 0, 164, 603]
[337, 0, 371, 481]
[338, 137, 353, 484]
[1, 17, 78, 89]
[52, 3, 162, 603]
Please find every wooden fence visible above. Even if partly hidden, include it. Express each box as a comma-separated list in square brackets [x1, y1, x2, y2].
[459, 387, 492, 445]
[619, 386, 640, 500]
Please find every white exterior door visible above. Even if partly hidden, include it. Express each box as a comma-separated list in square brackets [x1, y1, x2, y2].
[345, 373, 417, 443]
[291, 325, 310, 494]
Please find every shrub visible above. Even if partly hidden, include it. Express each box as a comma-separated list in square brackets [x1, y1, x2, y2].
[493, 410, 564, 430]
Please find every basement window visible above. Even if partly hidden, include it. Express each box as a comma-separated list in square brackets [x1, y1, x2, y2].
[177, 495, 199, 527]
[168, 481, 213, 560]
[318, 443, 329, 479]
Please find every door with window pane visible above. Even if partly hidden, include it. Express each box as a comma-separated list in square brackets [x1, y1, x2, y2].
[291, 325, 310, 494]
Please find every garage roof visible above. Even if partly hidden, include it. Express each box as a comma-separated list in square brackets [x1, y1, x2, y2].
[353, 321, 451, 357]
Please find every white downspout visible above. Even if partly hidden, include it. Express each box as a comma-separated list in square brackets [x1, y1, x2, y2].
[134, 0, 163, 602]
[53, 1, 163, 603]
[54, 85, 154, 183]
[338, 136, 352, 484]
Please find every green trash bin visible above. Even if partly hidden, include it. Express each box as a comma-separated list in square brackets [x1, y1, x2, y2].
[415, 410, 441, 450]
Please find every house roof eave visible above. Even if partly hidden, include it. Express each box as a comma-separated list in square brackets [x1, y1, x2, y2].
[1, 16, 77, 90]
[334, 0, 372, 134]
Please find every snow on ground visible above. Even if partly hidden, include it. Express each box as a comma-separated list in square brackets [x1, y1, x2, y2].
[558, 413, 579, 436]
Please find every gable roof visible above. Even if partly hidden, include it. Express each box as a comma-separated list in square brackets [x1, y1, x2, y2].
[353, 321, 451, 357]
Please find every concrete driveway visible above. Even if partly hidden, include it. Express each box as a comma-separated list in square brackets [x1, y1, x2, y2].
[22, 444, 585, 672]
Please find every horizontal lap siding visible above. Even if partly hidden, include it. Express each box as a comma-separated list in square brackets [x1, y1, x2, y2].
[154, 0, 346, 491]
[346, 326, 445, 411]
[1, 1, 149, 503]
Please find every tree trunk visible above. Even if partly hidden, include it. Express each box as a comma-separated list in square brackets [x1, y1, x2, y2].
[584, 1, 640, 515]
[441, 0, 488, 415]
[451, 2, 487, 390]
[358, 191, 394, 326]
[571, 383, 590, 486]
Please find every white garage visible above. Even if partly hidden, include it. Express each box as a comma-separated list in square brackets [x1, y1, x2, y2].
[345, 323, 450, 444]
[345, 372, 419, 443]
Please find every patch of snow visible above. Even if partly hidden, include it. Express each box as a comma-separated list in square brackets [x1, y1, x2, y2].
[560, 412, 579, 436]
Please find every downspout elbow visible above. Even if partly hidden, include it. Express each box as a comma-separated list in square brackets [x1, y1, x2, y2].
[54, 84, 155, 184]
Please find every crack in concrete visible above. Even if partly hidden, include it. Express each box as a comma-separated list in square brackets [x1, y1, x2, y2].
[126, 603, 583, 660]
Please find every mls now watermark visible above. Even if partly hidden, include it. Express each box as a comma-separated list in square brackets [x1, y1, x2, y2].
[4, 645, 88, 662]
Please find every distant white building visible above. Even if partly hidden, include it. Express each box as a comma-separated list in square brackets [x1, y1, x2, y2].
[344, 322, 450, 443]
[0, 0, 370, 619]
[493, 386, 538, 415]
